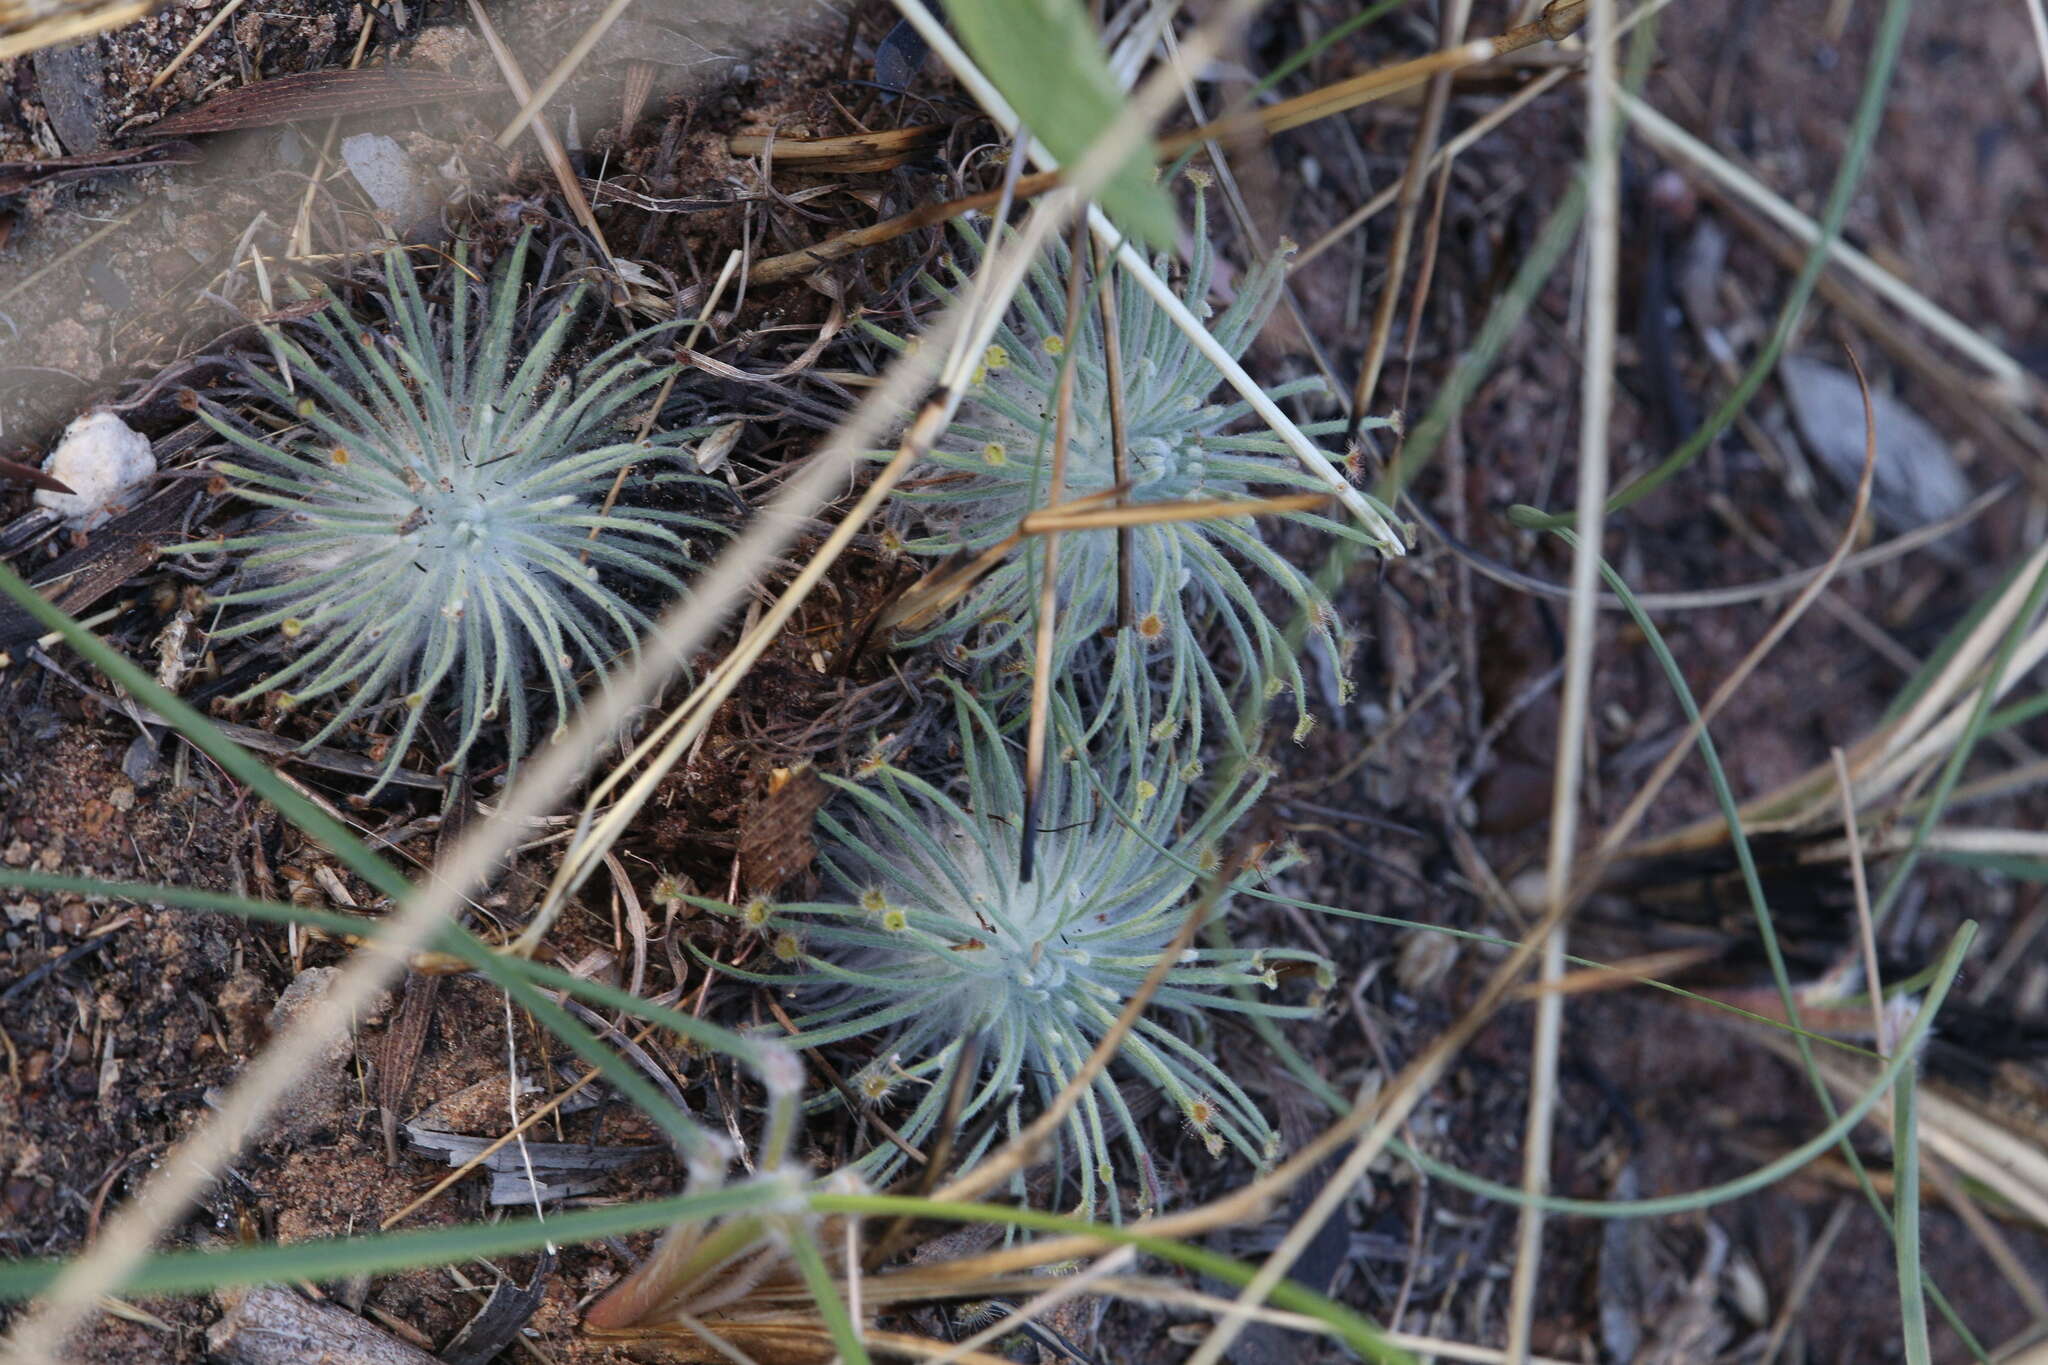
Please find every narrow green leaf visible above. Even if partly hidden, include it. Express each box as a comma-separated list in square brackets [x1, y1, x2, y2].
[940, 0, 1176, 245]
[0, 1186, 771, 1300]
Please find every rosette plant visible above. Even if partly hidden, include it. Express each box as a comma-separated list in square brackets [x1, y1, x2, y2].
[180, 233, 721, 789]
[713, 640, 1329, 1215]
[874, 188, 1394, 746]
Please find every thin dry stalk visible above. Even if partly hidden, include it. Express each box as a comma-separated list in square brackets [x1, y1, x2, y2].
[926, 1248, 1135, 1365]
[379, 1023, 660, 1231]
[1092, 237, 1134, 629]
[1593, 354, 1879, 864]
[1020, 220, 1091, 883]
[522, 0, 1264, 950]
[0, 3, 152, 61]
[1759, 1200, 1854, 1365]
[1697, 187, 2048, 487]
[1765, 1039, 2048, 1231]
[728, 126, 948, 173]
[495, 0, 637, 148]
[1616, 91, 2033, 402]
[749, 11, 1591, 296]
[147, 0, 249, 90]
[1613, 530, 2048, 866]
[1504, 947, 1717, 1001]
[1832, 748, 1891, 1053]
[1918, 1155, 2048, 1324]
[883, 487, 1326, 637]
[1019, 490, 1333, 534]
[1502, 0, 1618, 1348]
[467, 0, 618, 272]
[1293, 68, 1572, 271]
[585, 248, 742, 559]
[1161, 40, 1500, 153]
[1344, 0, 1472, 434]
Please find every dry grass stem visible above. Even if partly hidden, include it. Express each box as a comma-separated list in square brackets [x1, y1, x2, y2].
[1502, 0, 1618, 1347]
[467, 0, 617, 270]
[1344, 0, 1470, 431]
[495, 0, 637, 148]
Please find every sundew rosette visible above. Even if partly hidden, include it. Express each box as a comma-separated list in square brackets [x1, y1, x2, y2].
[712, 648, 1330, 1215]
[179, 234, 722, 790]
[874, 190, 1393, 746]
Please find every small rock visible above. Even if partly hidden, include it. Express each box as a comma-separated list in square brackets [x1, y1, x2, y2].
[341, 133, 434, 240]
[1778, 354, 1970, 532]
[30, 40, 106, 154]
[36, 411, 156, 530]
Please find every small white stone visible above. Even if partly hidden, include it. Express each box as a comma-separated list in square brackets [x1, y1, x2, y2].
[36, 411, 156, 529]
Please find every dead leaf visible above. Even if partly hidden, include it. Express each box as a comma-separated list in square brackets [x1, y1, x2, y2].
[139, 69, 483, 139]
[738, 764, 826, 898]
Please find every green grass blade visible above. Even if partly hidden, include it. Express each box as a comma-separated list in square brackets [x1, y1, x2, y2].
[1257, 924, 1969, 1217]
[0, 1186, 773, 1300]
[0, 869, 767, 1069]
[785, 1221, 870, 1365]
[1868, 556, 2048, 924]
[939, 0, 1175, 245]
[1895, 1066, 1930, 1365]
